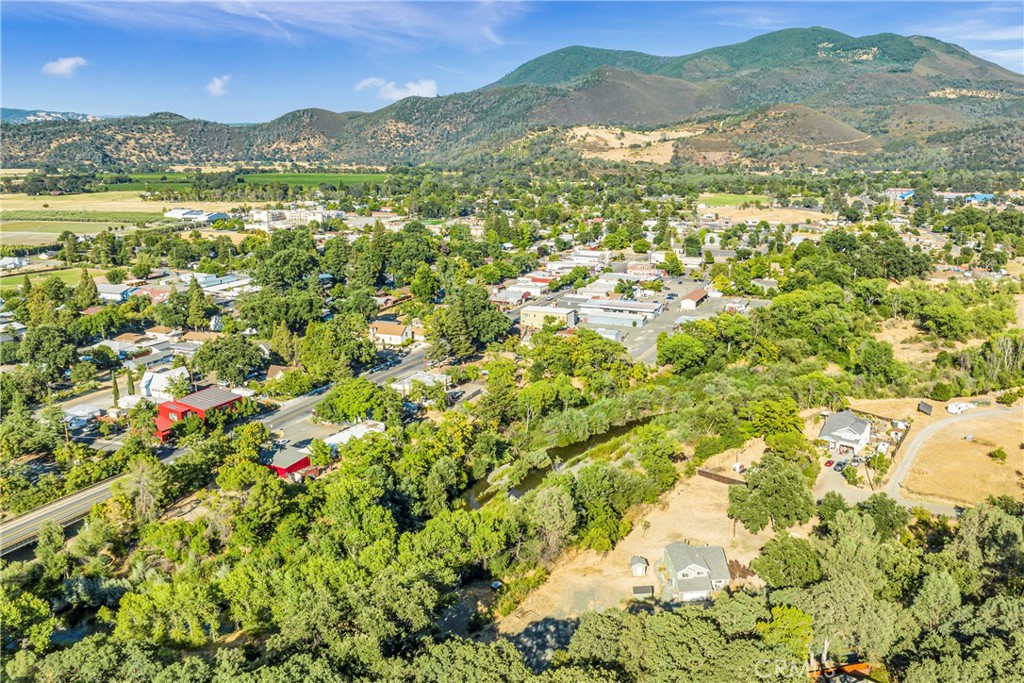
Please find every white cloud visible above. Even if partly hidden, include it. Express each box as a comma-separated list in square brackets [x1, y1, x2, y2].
[975, 47, 1024, 72]
[27, 1, 527, 49]
[356, 77, 438, 101]
[41, 56, 87, 77]
[912, 18, 1024, 42]
[205, 74, 231, 97]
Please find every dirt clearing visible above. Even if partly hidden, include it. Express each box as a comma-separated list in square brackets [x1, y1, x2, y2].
[497, 449, 805, 639]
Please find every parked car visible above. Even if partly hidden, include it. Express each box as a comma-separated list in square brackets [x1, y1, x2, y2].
[824, 459, 834, 468]
[833, 462, 847, 472]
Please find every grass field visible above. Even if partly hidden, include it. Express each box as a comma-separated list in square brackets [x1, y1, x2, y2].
[1, 221, 134, 234]
[700, 193, 772, 206]
[0, 268, 106, 288]
[1, 210, 161, 223]
[239, 172, 388, 187]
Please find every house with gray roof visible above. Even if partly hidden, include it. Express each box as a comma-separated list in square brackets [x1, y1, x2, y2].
[817, 410, 871, 456]
[663, 543, 730, 601]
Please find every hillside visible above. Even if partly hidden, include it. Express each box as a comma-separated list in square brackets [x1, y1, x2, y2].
[2, 27, 1022, 170]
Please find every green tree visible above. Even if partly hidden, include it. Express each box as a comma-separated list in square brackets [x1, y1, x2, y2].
[756, 606, 813, 658]
[192, 334, 264, 386]
[18, 325, 77, 383]
[751, 534, 822, 588]
[75, 268, 98, 309]
[728, 454, 815, 533]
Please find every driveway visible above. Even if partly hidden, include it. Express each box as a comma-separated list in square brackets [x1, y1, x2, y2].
[814, 406, 1016, 517]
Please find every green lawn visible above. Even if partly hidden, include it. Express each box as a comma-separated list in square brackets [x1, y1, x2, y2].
[0, 268, 106, 288]
[700, 193, 772, 207]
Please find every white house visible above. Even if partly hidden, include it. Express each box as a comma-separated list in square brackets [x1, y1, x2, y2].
[663, 543, 731, 601]
[368, 321, 412, 347]
[96, 283, 138, 302]
[0, 256, 29, 271]
[139, 366, 190, 401]
[817, 410, 871, 456]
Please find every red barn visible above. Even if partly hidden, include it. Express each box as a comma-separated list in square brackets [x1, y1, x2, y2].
[154, 387, 243, 442]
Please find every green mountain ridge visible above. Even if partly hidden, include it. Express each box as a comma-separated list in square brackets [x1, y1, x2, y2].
[3, 27, 1022, 170]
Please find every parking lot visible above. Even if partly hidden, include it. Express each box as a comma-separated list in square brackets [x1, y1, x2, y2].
[574, 277, 770, 364]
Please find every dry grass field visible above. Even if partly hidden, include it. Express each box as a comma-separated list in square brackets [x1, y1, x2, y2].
[1, 190, 240, 213]
[712, 205, 836, 225]
[566, 125, 700, 164]
[902, 405, 1024, 505]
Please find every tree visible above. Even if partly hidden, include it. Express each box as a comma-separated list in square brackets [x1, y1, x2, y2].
[121, 455, 168, 521]
[0, 583, 57, 652]
[756, 606, 813, 658]
[858, 493, 910, 541]
[728, 454, 815, 533]
[528, 486, 578, 562]
[185, 278, 216, 331]
[308, 439, 333, 467]
[911, 571, 961, 631]
[75, 268, 98, 309]
[750, 534, 822, 588]
[18, 325, 77, 383]
[192, 335, 264, 386]
[269, 320, 300, 366]
[106, 267, 127, 285]
[111, 370, 121, 407]
[656, 332, 706, 371]
[126, 368, 135, 395]
[410, 264, 440, 302]
[166, 373, 193, 400]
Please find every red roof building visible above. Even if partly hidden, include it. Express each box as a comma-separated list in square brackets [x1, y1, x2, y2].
[154, 387, 243, 442]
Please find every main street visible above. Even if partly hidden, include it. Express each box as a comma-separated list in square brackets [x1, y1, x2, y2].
[0, 347, 428, 555]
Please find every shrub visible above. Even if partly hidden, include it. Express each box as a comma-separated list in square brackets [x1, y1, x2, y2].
[930, 382, 955, 402]
[989, 447, 1008, 463]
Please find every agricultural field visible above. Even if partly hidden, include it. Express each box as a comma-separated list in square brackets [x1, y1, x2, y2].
[0, 220, 137, 246]
[239, 172, 388, 187]
[0, 267, 106, 288]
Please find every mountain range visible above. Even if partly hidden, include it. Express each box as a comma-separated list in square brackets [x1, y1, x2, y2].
[1, 108, 111, 124]
[3, 27, 1022, 170]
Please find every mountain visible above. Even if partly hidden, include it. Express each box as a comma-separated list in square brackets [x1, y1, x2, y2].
[2, 28, 1022, 170]
[1, 108, 113, 124]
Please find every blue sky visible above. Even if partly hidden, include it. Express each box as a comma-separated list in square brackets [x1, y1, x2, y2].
[2, 1, 1022, 122]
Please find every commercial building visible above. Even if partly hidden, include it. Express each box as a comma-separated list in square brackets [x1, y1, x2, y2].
[520, 305, 578, 330]
[154, 387, 243, 442]
[680, 288, 709, 310]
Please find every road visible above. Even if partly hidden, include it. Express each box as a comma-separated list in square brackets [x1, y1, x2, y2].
[813, 406, 1015, 517]
[0, 348, 428, 555]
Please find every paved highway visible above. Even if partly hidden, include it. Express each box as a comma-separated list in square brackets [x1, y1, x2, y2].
[0, 348, 428, 555]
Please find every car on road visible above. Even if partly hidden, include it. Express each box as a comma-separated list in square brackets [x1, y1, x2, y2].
[824, 459, 834, 468]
